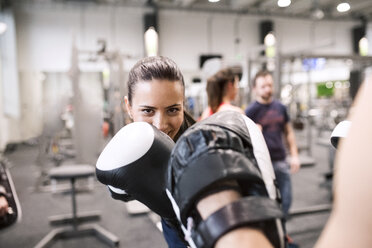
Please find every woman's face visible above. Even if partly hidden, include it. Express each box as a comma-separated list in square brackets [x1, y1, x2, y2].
[125, 79, 184, 140]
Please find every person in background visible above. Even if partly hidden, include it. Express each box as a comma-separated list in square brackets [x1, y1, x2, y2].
[245, 70, 300, 247]
[199, 68, 244, 120]
[245, 69, 300, 216]
[123, 56, 194, 248]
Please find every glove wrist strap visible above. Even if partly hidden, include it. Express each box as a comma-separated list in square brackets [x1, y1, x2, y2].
[192, 196, 284, 248]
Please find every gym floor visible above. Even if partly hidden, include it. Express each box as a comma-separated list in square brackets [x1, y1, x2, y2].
[0, 129, 333, 248]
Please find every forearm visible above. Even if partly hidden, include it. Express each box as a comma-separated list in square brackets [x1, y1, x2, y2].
[285, 124, 298, 157]
[285, 123, 300, 173]
[196, 190, 273, 248]
[287, 134, 298, 157]
[216, 227, 273, 248]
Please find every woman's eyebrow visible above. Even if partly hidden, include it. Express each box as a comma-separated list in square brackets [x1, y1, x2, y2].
[138, 105, 156, 109]
[166, 104, 182, 108]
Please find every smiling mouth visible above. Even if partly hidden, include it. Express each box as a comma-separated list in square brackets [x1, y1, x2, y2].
[160, 130, 172, 137]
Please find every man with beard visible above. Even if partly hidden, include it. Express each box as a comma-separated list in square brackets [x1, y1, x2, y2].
[245, 70, 300, 222]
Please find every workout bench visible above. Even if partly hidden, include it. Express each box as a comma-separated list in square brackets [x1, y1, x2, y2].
[34, 164, 119, 248]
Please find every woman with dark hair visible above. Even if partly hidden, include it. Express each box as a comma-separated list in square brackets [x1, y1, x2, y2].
[199, 68, 244, 120]
[123, 56, 194, 248]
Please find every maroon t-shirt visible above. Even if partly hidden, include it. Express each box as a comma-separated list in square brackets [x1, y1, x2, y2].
[245, 100, 289, 161]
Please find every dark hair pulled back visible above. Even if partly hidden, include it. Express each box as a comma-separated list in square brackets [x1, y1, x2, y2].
[206, 68, 235, 113]
[127, 56, 185, 104]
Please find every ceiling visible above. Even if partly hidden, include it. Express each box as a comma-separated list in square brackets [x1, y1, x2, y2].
[9, 0, 372, 22]
[155, 0, 372, 21]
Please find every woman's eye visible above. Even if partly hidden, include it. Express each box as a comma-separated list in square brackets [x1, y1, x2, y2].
[168, 108, 181, 114]
[141, 109, 154, 115]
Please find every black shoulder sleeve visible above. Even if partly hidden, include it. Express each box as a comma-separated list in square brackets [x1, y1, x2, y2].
[174, 111, 196, 142]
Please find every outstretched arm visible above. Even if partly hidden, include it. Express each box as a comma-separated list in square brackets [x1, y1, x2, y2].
[315, 78, 372, 248]
[197, 189, 273, 248]
[168, 111, 284, 248]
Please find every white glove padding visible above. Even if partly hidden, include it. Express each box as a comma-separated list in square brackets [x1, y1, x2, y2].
[330, 120, 351, 149]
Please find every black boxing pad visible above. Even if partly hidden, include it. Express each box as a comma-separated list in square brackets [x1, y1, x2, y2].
[96, 122, 176, 219]
[167, 111, 285, 248]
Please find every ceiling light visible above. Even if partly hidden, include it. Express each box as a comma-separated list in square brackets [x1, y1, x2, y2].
[264, 32, 276, 46]
[278, 0, 291, 8]
[359, 37, 368, 56]
[144, 27, 158, 57]
[264, 32, 276, 58]
[325, 81, 333, 89]
[0, 22, 7, 35]
[311, 8, 325, 20]
[208, 0, 220, 3]
[337, 2, 350, 13]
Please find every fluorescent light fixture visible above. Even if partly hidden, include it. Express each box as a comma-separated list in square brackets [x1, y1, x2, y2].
[264, 33, 276, 58]
[208, 0, 220, 2]
[144, 27, 158, 57]
[278, 0, 291, 8]
[264, 32, 276, 46]
[0, 22, 7, 35]
[337, 2, 350, 12]
[359, 37, 368, 56]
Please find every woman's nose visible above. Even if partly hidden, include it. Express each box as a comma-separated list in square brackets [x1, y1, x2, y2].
[152, 113, 168, 133]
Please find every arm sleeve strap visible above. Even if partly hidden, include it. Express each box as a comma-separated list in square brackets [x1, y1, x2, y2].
[192, 196, 284, 248]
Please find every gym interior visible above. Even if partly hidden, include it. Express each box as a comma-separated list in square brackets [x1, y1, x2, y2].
[1, 0, 372, 247]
